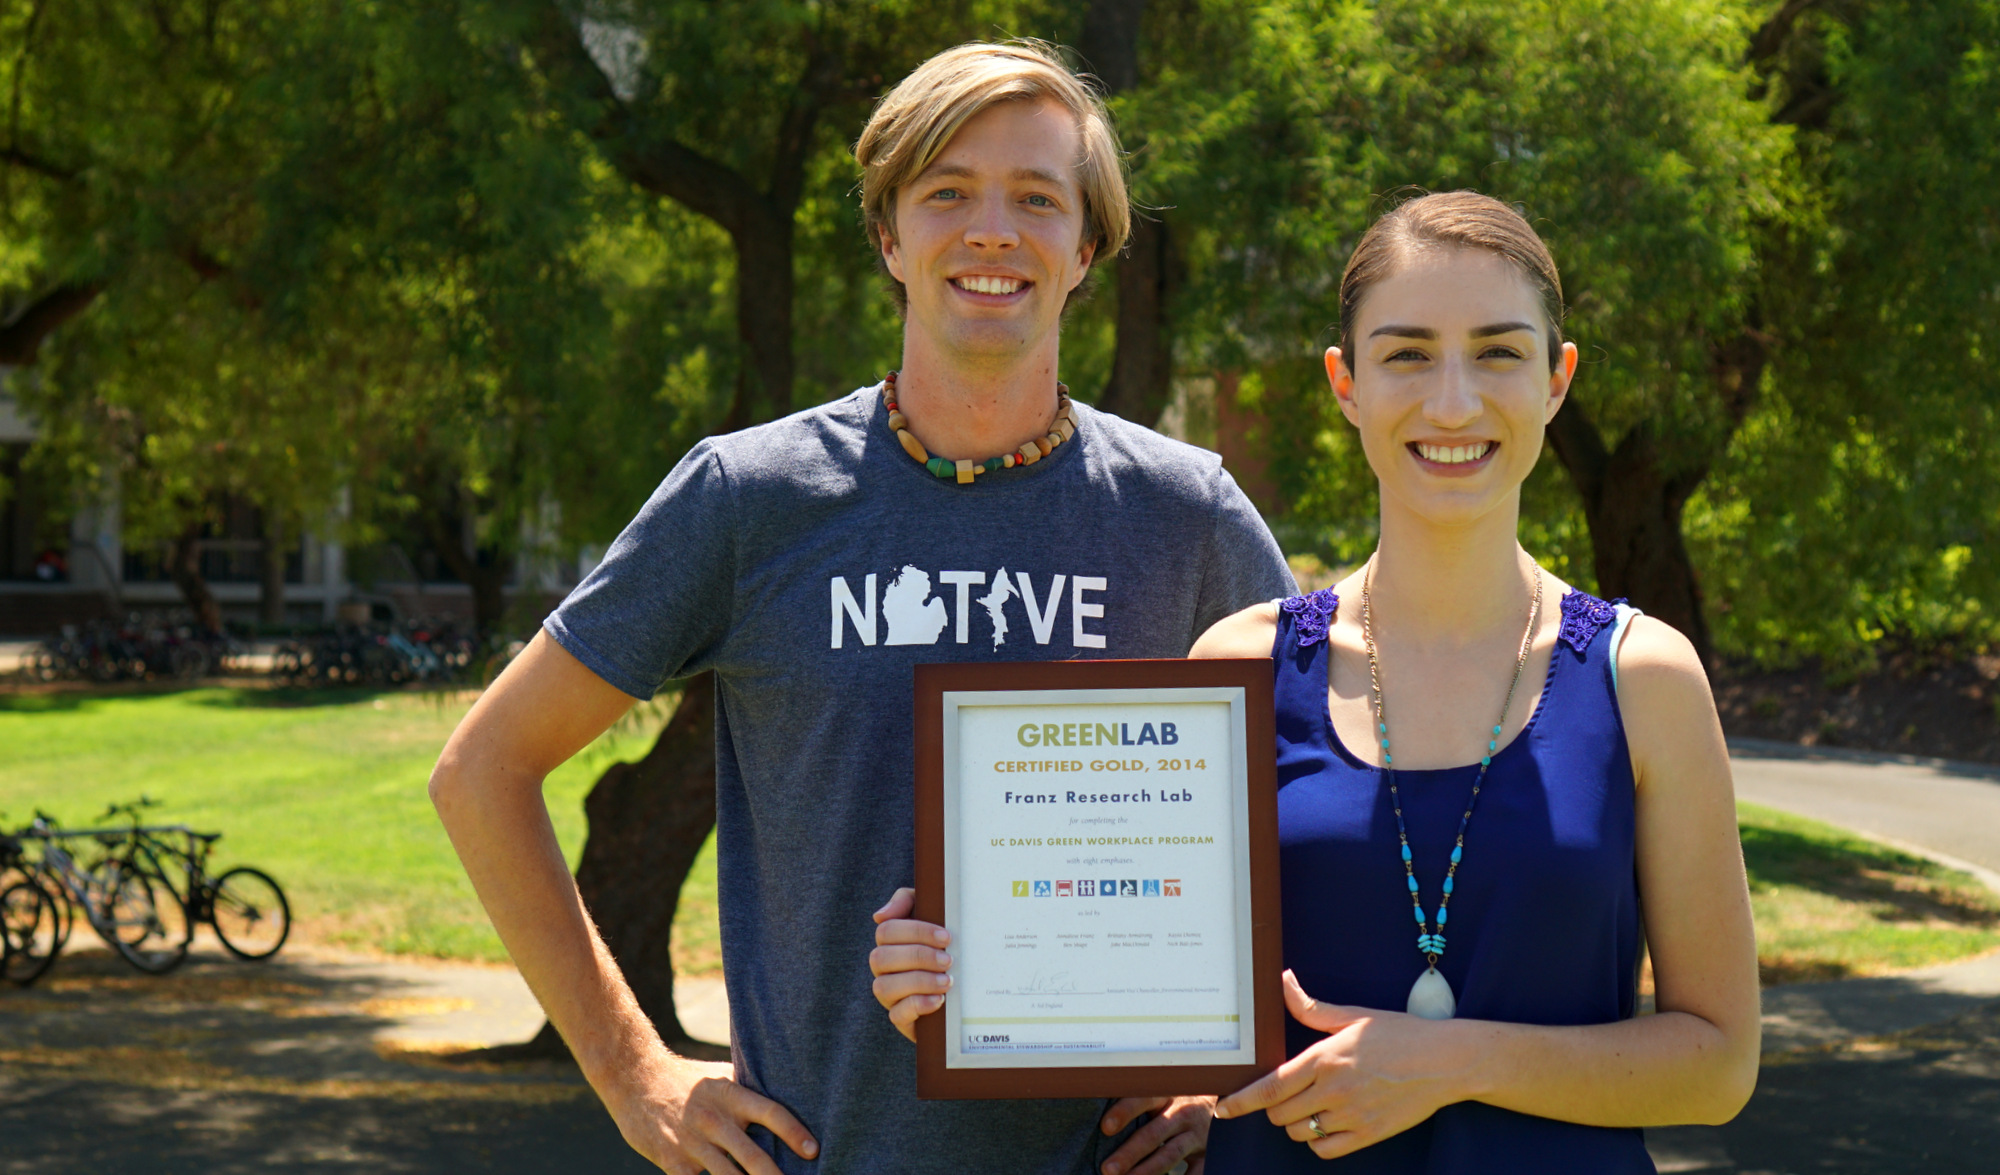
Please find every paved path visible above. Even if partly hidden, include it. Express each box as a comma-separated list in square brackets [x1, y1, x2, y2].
[1729, 737, 2000, 889]
[1640, 743, 2000, 1173]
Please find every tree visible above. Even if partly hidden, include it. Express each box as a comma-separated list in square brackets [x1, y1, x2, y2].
[1, 0, 369, 629]
[1121, 0, 1790, 664]
[1688, 0, 2000, 664]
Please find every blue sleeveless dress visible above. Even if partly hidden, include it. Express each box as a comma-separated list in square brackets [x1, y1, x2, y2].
[1205, 588, 1655, 1173]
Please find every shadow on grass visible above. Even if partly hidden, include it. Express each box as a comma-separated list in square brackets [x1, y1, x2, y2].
[1743, 824, 2000, 927]
[1745, 821, 2000, 984]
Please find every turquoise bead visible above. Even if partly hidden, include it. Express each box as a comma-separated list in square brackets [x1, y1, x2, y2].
[1450, 846, 1463, 863]
[1407, 876, 1419, 892]
[1384, 753, 1392, 764]
[1442, 877, 1453, 893]
[1493, 724, 1503, 736]
[1413, 907, 1426, 924]
[1379, 722, 1388, 733]
[1400, 845, 1412, 861]
[1481, 756, 1491, 766]
[1437, 907, 1448, 924]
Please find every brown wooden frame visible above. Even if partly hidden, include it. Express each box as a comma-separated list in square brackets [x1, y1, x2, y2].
[913, 658, 1284, 1099]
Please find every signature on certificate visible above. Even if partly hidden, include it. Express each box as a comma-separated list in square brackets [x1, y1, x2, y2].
[1018, 970, 1080, 995]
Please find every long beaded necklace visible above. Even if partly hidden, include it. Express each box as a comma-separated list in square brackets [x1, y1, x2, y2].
[882, 370, 1075, 484]
[1360, 555, 1543, 1020]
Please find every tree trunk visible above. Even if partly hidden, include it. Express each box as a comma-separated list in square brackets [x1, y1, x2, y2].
[419, 503, 514, 636]
[1097, 215, 1177, 425]
[169, 523, 225, 634]
[259, 510, 287, 627]
[1546, 330, 1766, 670]
[1549, 415, 1714, 662]
[479, 673, 727, 1064]
[1081, 0, 1177, 428]
[725, 213, 797, 431]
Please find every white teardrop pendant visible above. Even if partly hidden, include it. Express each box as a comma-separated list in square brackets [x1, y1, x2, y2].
[1406, 966, 1457, 1020]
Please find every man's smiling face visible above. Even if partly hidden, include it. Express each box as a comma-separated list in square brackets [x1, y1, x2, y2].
[880, 99, 1096, 368]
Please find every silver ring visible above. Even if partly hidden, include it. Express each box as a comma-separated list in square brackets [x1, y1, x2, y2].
[1308, 1113, 1328, 1140]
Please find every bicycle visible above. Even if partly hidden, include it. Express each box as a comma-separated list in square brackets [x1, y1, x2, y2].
[16, 815, 184, 974]
[92, 801, 292, 967]
[0, 832, 61, 986]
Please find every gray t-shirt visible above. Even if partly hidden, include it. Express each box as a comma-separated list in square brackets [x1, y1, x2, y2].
[547, 385, 1294, 1175]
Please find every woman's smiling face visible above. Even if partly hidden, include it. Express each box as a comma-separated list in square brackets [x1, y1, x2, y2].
[1329, 245, 1579, 527]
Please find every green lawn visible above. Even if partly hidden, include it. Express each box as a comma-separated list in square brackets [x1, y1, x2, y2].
[0, 686, 722, 971]
[5, 689, 1995, 987]
[1739, 801, 2000, 984]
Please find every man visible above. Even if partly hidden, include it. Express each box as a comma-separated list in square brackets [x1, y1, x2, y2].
[429, 41, 1294, 1175]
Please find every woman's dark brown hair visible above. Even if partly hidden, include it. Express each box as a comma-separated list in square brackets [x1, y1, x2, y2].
[1339, 191, 1565, 372]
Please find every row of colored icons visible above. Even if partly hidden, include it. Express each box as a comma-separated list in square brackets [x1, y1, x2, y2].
[1013, 879, 1182, 898]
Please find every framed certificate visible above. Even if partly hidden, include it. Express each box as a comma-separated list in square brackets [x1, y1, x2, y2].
[913, 658, 1284, 1099]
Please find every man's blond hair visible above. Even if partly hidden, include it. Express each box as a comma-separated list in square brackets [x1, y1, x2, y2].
[855, 41, 1131, 305]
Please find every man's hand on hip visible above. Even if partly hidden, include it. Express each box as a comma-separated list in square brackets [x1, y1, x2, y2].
[607, 1053, 819, 1175]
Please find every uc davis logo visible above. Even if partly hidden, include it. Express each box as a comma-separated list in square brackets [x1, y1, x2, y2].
[1142, 880, 1161, 897]
[1163, 879, 1182, 896]
[1011, 881, 1030, 897]
[1033, 880, 1052, 897]
[1077, 880, 1096, 897]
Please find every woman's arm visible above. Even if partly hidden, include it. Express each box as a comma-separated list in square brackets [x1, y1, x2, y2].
[1215, 616, 1760, 1157]
[1187, 602, 1281, 660]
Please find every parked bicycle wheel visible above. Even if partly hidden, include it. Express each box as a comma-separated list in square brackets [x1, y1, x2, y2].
[2, 878, 61, 986]
[100, 861, 191, 974]
[209, 867, 291, 960]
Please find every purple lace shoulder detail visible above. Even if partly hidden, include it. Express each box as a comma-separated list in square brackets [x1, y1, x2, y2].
[1279, 588, 1340, 649]
[1557, 590, 1627, 655]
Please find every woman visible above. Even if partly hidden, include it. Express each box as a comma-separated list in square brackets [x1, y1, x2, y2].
[1193, 191, 1759, 1170]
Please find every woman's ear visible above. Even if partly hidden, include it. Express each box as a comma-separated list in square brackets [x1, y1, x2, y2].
[1326, 346, 1360, 425]
[1545, 340, 1579, 422]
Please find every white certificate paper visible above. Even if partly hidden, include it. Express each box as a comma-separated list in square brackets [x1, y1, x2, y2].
[940, 687, 1259, 1070]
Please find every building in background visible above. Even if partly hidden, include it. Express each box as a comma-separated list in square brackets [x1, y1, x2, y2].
[0, 386, 581, 636]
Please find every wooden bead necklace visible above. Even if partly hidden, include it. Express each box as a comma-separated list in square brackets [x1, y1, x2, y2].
[881, 370, 1075, 485]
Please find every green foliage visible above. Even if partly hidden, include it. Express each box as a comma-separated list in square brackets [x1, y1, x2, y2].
[1121, 0, 1789, 582]
[1694, 0, 2000, 665]
[6, 0, 1996, 661]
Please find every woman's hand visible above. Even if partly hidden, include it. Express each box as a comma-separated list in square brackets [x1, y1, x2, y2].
[870, 887, 953, 1042]
[1213, 970, 1469, 1160]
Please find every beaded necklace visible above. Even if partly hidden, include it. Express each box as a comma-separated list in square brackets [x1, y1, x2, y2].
[1359, 555, 1543, 1020]
[882, 370, 1075, 484]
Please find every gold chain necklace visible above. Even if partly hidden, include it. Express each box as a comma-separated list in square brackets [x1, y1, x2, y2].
[882, 370, 1075, 485]
[1359, 554, 1543, 1020]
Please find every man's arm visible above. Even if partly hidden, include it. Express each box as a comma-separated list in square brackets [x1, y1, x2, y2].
[430, 631, 817, 1175]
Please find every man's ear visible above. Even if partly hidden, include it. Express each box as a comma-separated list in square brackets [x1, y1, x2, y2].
[1326, 346, 1360, 426]
[879, 222, 906, 285]
[1068, 234, 1098, 290]
[1545, 340, 1579, 422]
